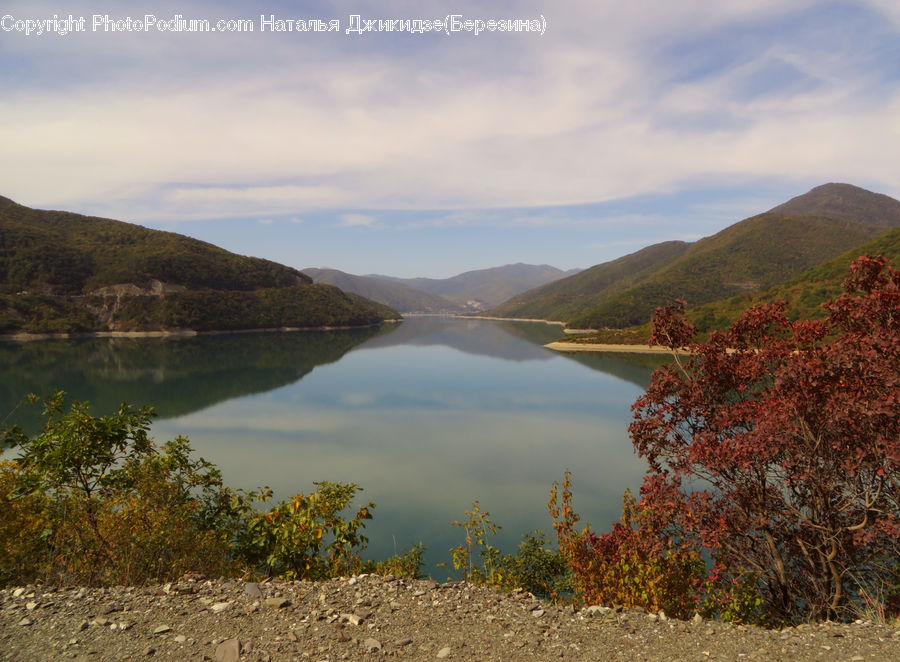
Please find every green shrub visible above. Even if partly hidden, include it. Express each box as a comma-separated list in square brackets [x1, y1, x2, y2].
[237, 481, 375, 580]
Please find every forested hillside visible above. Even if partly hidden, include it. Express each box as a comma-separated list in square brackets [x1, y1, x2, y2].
[0, 196, 398, 334]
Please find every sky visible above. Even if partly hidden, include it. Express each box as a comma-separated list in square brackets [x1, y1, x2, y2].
[2, 1, 899, 278]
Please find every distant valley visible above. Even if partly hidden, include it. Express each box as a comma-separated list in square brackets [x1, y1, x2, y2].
[304, 264, 580, 313]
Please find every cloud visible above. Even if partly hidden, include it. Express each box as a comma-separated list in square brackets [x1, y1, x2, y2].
[2, 0, 899, 221]
[258, 218, 274, 225]
[337, 213, 377, 228]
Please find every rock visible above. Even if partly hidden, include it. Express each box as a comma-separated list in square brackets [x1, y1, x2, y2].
[174, 635, 187, 644]
[348, 577, 358, 586]
[18, 617, 34, 626]
[363, 638, 382, 652]
[153, 625, 172, 634]
[583, 605, 611, 617]
[532, 609, 545, 618]
[341, 613, 363, 626]
[12, 588, 25, 597]
[25, 601, 38, 610]
[437, 646, 452, 658]
[395, 638, 413, 646]
[210, 602, 232, 613]
[215, 638, 241, 662]
[263, 597, 290, 609]
[244, 583, 263, 599]
[691, 613, 703, 624]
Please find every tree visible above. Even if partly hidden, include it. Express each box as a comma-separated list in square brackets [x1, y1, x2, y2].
[629, 255, 900, 623]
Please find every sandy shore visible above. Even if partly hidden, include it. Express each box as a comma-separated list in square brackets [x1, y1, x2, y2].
[544, 341, 690, 355]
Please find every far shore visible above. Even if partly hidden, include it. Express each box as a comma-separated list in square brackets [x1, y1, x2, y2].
[544, 341, 690, 355]
[0, 319, 401, 343]
[456, 314, 569, 326]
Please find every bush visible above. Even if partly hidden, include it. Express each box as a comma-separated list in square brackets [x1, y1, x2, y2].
[0, 392, 240, 585]
[549, 472, 705, 618]
[236, 482, 375, 580]
[449, 500, 570, 601]
[628, 255, 900, 623]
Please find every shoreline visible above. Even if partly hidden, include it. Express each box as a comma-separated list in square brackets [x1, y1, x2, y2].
[544, 341, 690, 355]
[457, 315, 569, 327]
[0, 319, 401, 343]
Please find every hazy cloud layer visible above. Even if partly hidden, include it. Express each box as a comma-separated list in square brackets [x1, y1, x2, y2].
[2, 1, 898, 275]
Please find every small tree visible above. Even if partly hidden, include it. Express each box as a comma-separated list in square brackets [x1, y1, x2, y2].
[629, 256, 900, 623]
[1, 392, 240, 585]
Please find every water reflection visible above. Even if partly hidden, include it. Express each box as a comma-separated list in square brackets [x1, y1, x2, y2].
[359, 316, 563, 361]
[1, 318, 663, 577]
[0, 325, 395, 432]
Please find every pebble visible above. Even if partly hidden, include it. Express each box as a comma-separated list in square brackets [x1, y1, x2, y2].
[4, 577, 900, 662]
[210, 602, 232, 613]
[244, 583, 263, 599]
[264, 597, 290, 609]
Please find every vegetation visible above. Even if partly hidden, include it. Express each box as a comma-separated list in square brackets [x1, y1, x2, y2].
[0, 196, 307, 295]
[686, 226, 900, 332]
[449, 501, 570, 601]
[0, 195, 399, 334]
[554, 255, 899, 624]
[0, 392, 421, 585]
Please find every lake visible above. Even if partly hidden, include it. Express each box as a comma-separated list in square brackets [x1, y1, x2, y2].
[0, 317, 669, 578]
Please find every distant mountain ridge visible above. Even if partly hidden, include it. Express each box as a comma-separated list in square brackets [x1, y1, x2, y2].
[371, 263, 580, 310]
[489, 241, 691, 322]
[0, 196, 399, 335]
[490, 183, 900, 329]
[302, 268, 468, 314]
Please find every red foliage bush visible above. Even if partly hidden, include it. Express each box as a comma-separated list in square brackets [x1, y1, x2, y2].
[629, 256, 900, 623]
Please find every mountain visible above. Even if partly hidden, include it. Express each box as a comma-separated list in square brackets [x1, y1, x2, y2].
[0, 196, 399, 335]
[686, 226, 900, 331]
[489, 241, 691, 321]
[491, 183, 900, 329]
[302, 268, 468, 314]
[373, 263, 579, 310]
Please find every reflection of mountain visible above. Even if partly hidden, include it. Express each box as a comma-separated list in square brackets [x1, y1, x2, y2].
[558, 351, 672, 390]
[357, 317, 563, 361]
[0, 325, 395, 432]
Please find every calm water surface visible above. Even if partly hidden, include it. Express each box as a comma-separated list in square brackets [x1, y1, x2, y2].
[1, 317, 669, 577]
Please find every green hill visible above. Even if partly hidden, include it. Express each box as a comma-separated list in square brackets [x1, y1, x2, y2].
[488, 241, 690, 321]
[0, 196, 399, 335]
[687, 227, 900, 331]
[492, 183, 900, 330]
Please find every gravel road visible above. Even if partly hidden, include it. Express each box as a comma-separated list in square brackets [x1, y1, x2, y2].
[3, 574, 900, 661]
